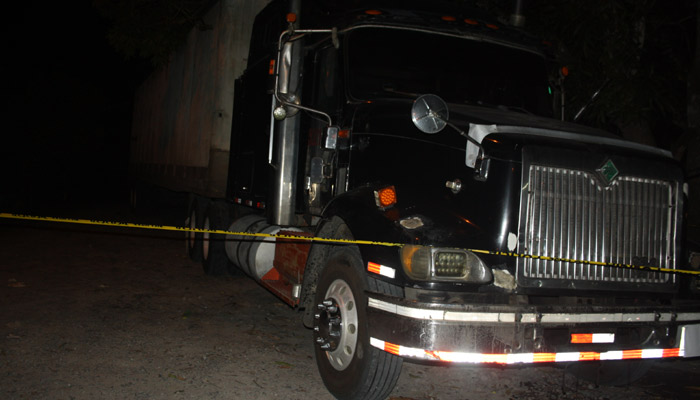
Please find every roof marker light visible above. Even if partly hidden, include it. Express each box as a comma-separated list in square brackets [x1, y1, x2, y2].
[442, 16, 456, 22]
[486, 23, 499, 30]
[464, 18, 479, 25]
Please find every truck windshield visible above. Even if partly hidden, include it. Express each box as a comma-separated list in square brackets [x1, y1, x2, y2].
[346, 27, 553, 117]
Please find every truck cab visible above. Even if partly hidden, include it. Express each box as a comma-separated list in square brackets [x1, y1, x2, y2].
[220, 1, 700, 399]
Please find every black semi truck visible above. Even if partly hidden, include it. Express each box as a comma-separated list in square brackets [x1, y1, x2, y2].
[130, 1, 700, 399]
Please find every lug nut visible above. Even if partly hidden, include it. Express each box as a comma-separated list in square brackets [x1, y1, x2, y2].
[317, 303, 327, 311]
[323, 300, 333, 307]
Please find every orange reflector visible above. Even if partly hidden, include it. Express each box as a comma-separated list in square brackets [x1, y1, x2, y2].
[286, 13, 297, 23]
[571, 334, 591, 343]
[663, 348, 681, 357]
[622, 349, 643, 359]
[375, 186, 397, 209]
[578, 352, 601, 361]
[442, 15, 456, 22]
[486, 23, 499, 30]
[532, 353, 557, 363]
[561, 66, 570, 77]
[368, 262, 381, 274]
[384, 341, 400, 355]
[268, 59, 275, 75]
[365, 9, 382, 15]
[464, 18, 479, 25]
[338, 129, 350, 139]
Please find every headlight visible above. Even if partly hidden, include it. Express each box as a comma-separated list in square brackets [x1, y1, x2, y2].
[400, 245, 492, 283]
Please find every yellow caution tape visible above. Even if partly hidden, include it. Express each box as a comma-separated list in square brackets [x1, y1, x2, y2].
[469, 249, 700, 276]
[0, 213, 401, 247]
[1, 212, 698, 276]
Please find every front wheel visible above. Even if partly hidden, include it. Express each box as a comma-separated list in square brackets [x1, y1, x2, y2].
[313, 247, 402, 400]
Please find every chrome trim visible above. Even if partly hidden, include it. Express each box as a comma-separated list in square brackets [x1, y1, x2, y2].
[367, 297, 700, 325]
[680, 324, 700, 358]
[466, 124, 672, 160]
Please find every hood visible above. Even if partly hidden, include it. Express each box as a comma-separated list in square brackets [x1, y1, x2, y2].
[349, 99, 672, 163]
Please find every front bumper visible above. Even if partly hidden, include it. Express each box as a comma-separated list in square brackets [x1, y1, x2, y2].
[367, 293, 700, 364]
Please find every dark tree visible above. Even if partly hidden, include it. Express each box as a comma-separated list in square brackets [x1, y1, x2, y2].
[476, 0, 697, 149]
[93, 0, 214, 67]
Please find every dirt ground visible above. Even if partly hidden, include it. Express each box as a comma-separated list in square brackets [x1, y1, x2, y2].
[1, 202, 699, 400]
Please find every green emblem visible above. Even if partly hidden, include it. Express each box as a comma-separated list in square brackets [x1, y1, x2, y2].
[598, 159, 619, 184]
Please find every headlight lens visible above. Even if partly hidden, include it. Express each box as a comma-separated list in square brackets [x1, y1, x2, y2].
[400, 245, 492, 283]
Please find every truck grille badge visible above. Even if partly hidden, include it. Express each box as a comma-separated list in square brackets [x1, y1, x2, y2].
[597, 159, 619, 185]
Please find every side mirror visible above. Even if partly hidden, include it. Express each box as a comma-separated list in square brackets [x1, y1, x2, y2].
[411, 94, 449, 134]
[410, 94, 490, 180]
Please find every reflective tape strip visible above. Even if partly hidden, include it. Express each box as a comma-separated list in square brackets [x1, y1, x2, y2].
[368, 297, 700, 325]
[367, 262, 396, 279]
[571, 333, 615, 344]
[369, 337, 683, 364]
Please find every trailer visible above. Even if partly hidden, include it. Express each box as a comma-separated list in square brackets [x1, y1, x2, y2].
[130, 1, 700, 399]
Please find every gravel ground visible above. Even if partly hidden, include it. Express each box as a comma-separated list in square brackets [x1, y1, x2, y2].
[1, 203, 699, 400]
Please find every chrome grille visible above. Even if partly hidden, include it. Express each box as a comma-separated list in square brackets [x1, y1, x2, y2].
[521, 165, 676, 284]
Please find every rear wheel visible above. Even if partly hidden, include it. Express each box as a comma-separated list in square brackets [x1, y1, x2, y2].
[313, 246, 402, 400]
[202, 201, 231, 276]
[185, 196, 206, 262]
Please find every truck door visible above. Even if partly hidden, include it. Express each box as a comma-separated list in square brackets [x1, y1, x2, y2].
[303, 42, 343, 217]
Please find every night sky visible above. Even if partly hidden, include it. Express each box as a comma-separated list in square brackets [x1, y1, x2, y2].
[2, 2, 149, 213]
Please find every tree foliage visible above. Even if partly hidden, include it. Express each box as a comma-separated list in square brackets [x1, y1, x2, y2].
[93, 0, 214, 67]
[476, 0, 697, 145]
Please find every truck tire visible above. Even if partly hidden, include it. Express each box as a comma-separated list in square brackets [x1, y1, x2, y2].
[201, 201, 231, 276]
[313, 246, 402, 400]
[186, 197, 206, 262]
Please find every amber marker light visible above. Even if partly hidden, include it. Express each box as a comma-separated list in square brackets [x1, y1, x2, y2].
[442, 15, 456, 22]
[464, 18, 479, 25]
[365, 9, 382, 15]
[374, 186, 397, 210]
[268, 59, 275, 75]
[286, 13, 297, 23]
